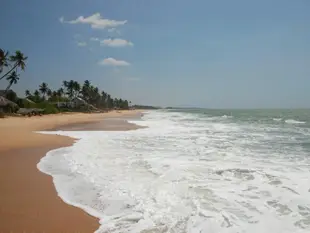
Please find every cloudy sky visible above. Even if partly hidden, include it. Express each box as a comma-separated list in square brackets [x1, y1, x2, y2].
[1, 0, 309, 108]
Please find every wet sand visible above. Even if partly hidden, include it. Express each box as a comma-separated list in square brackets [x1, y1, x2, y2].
[0, 110, 142, 233]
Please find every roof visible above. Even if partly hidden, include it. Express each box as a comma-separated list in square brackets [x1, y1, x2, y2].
[0, 89, 14, 97]
[24, 98, 35, 104]
[71, 96, 88, 104]
[0, 96, 18, 107]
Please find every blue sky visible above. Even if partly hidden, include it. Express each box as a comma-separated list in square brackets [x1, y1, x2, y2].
[1, 0, 309, 108]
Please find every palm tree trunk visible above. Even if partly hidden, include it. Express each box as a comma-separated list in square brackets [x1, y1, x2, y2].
[0, 63, 17, 80]
[5, 82, 13, 93]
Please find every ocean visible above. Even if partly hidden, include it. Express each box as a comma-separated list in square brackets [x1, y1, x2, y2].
[38, 109, 310, 233]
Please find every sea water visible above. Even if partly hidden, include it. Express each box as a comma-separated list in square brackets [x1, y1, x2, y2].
[38, 109, 310, 233]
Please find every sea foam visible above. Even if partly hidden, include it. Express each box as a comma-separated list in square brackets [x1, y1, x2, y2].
[38, 110, 310, 233]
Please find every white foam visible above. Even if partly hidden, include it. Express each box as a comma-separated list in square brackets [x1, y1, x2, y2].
[37, 110, 310, 233]
[285, 119, 306, 124]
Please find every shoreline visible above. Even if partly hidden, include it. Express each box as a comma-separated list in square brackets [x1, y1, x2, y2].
[0, 110, 143, 233]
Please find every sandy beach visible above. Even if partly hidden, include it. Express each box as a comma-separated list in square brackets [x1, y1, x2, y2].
[0, 110, 142, 233]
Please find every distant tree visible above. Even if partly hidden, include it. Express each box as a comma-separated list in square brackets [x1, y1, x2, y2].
[81, 80, 91, 101]
[33, 90, 41, 102]
[64, 80, 75, 98]
[73, 81, 81, 98]
[25, 89, 31, 97]
[39, 82, 49, 100]
[57, 88, 64, 98]
[101, 91, 107, 108]
[47, 89, 52, 98]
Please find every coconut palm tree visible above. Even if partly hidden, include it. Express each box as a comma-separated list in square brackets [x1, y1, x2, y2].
[81, 80, 91, 101]
[47, 89, 52, 99]
[5, 71, 20, 92]
[0, 50, 27, 80]
[39, 82, 49, 100]
[66, 80, 75, 98]
[73, 81, 81, 98]
[0, 49, 9, 73]
[57, 88, 64, 98]
[25, 90, 31, 97]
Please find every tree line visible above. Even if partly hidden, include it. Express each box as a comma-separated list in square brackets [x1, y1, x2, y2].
[26, 80, 131, 109]
[0, 48, 131, 110]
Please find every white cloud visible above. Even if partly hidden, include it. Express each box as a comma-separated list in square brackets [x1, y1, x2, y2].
[108, 28, 116, 32]
[101, 38, 133, 47]
[108, 28, 121, 35]
[77, 42, 87, 47]
[59, 16, 64, 23]
[60, 13, 127, 29]
[90, 37, 100, 41]
[98, 58, 130, 66]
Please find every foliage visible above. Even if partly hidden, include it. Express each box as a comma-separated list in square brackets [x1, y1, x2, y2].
[0, 49, 9, 73]
[1, 48, 27, 98]
[6, 71, 20, 92]
[1, 48, 133, 114]
[0, 50, 27, 81]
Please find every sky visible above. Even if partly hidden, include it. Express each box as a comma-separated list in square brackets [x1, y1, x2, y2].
[1, 0, 309, 108]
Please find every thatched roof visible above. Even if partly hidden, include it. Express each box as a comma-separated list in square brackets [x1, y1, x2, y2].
[0, 96, 18, 107]
[0, 89, 14, 97]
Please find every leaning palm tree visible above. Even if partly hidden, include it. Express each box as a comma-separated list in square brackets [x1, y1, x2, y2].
[0, 49, 10, 73]
[0, 50, 27, 80]
[39, 82, 49, 100]
[5, 71, 20, 92]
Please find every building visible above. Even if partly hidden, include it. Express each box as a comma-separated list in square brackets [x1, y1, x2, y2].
[0, 96, 18, 113]
[56, 97, 92, 109]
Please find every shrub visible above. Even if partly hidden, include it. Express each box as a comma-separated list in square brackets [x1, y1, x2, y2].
[43, 105, 59, 114]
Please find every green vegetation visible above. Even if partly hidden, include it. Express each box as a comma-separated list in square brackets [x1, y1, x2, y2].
[0, 48, 132, 115]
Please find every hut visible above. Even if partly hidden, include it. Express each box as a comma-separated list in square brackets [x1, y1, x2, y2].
[0, 96, 18, 113]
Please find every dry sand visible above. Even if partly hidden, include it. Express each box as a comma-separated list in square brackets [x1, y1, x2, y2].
[0, 110, 143, 233]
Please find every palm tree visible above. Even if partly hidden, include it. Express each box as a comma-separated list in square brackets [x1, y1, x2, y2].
[101, 91, 107, 108]
[81, 80, 91, 101]
[0, 49, 9, 73]
[66, 80, 75, 98]
[33, 90, 40, 102]
[25, 89, 31, 97]
[39, 82, 49, 100]
[0, 50, 27, 80]
[73, 81, 81, 98]
[47, 89, 52, 99]
[5, 71, 20, 92]
[57, 88, 64, 98]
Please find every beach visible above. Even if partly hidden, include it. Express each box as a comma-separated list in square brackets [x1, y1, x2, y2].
[0, 110, 142, 233]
